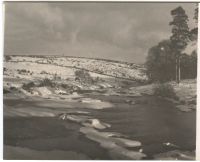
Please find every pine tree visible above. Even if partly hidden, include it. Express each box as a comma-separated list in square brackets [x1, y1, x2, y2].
[194, 3, 198, 24]
[146, 40, 176, 82]
[169, 6, 190, 84]
[190, 3, 198, 38]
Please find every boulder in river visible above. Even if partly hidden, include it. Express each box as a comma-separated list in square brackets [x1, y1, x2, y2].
[83, 119, 111, 129]
[80, 127, 146, 160]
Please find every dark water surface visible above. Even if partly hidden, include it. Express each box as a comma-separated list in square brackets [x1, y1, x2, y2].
[90, 95, 196, 157]
[4, 95, 196, 159]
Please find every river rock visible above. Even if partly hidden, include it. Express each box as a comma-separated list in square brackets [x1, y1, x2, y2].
[113, 137, 141, 147]
[80, 127, 146, 160]
[83, 119, 111, 129]
[176, 105, 192, 112]
[154, 150, 195, 160]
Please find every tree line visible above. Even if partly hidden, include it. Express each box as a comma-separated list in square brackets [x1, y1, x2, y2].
[146, 4, 198, 83]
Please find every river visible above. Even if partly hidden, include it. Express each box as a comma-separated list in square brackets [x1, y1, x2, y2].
[3, 94, 196, 159]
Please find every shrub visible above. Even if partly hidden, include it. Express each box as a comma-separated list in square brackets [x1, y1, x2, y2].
[5, 55, 11, 61]
[18, 69, 29, 74]
[75, 69, 93, 84]
[60, 83, 73, 93]
[60, 83, 74, 90]
[40, 71, 48, 74]
[53, 74, 61, 80]
[22, 82, 35, 91]
[3, 88, 10, 94]
[10, 86, 18, 91]
[153, 83, 176, 99]
[39, 78, 55, 87]
[21, 69, 27, 73]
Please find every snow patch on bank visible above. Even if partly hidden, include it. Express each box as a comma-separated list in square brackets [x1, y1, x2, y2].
[60, 113, 146, 159]
[80, 127, 145, 160]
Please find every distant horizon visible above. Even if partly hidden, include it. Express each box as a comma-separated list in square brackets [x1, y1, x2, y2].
[5, 54, 146, 65]
[4, 2, 197, 63]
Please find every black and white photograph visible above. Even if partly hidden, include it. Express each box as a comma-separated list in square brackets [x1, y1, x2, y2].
[3, 1, 198, 160]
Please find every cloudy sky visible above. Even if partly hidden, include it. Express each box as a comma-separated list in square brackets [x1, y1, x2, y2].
[4, 2, 196, 63]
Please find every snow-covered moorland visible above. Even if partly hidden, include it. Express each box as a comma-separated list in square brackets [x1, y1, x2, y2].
[3, 55, 147, 99]
[5, 55, 147, 81]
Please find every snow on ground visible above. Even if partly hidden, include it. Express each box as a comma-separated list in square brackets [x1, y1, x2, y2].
[4, 62, 75, 79]
[80, 127, 145, 160]
[129, 79, 197, 112]
[34, 87, 52, 97]
[51, 57, 147, 81]
[83, 119, 111, 129]
[8, 56, 42, 62]
[80, 98, 101, 103]
[129, 79, 196, 100]
[59, 112, 146, 159]
[4, 56, 147, 81]
[3, 55, 147, 101]
[172, 79, 196, 101]
[79, 98, 113, 109]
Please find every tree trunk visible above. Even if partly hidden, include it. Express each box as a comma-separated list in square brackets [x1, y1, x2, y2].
[178, 56, 181, 84]
[175, 58, 178, 83]
[176, 56, 181, 84]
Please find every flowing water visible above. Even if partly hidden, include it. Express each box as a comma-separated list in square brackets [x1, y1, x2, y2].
[4, 94, 196, 159]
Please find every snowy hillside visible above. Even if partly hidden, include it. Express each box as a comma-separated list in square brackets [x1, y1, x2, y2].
[4, 56, 147, 81]
[3, 55, 147, 99]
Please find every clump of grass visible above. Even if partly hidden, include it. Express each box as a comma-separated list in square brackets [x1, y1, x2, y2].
[39, 78, 55, 87]
[3, 88, 10, 94]
[22, 82, 35, 92]
[75, 69, 94, 84]
[22, 78, 56, 92]
[17, 69, 31, 74]
[40, 71, 48, 74]
[5, 55, 11, 61]
[153, 83, 177, 99]
[60, 83, 80, 93]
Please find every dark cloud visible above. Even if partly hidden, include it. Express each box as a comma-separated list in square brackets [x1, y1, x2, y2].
[4, 2, 196, 63]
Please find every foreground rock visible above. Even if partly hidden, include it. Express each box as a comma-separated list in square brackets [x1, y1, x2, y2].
[154, 150, 195, 160]
[80, 127, 145, 160]
[83, 119, 111, 129]
[60, 112, 145, 159]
